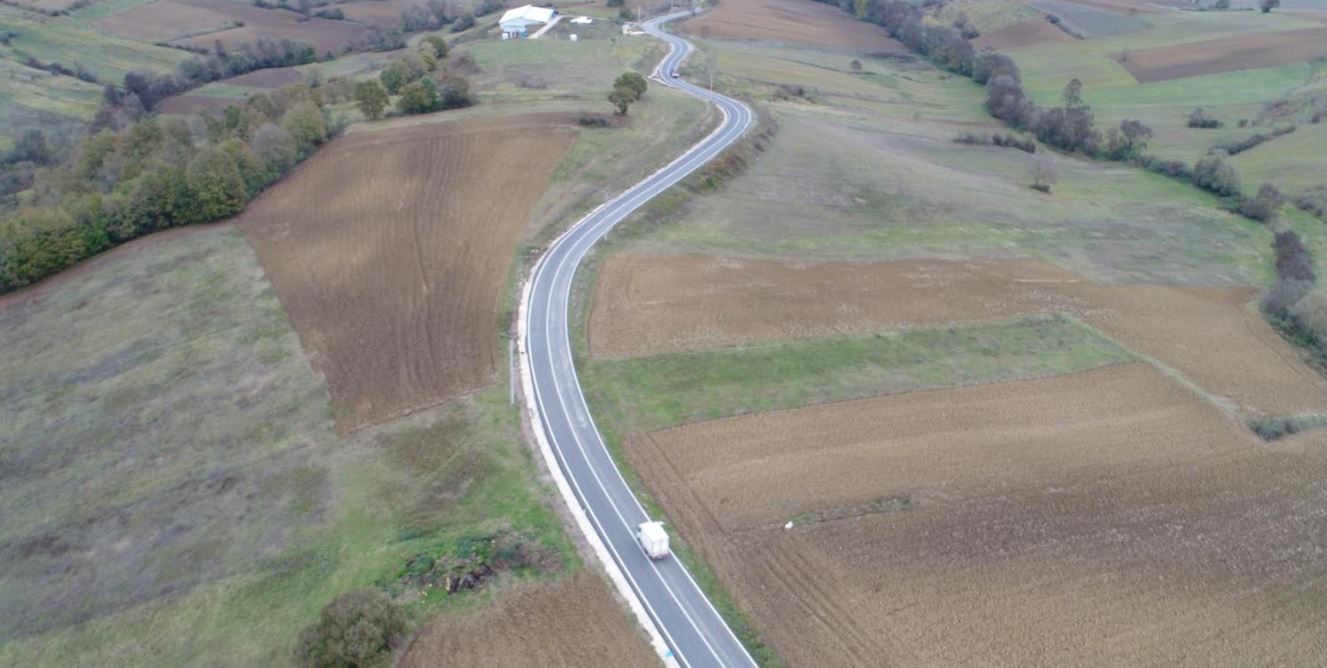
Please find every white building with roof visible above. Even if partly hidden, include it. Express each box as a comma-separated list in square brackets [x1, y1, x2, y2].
[500, 4, 555, 38]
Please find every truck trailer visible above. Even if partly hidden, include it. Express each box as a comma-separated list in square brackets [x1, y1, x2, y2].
[636, 521, 670, 560]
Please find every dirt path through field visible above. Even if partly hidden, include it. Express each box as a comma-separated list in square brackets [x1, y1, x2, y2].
[241, 115, 576, 431]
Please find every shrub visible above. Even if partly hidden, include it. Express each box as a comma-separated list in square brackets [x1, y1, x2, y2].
[1187, 107, 1222, 129]
[1193, 150, 1241, 197]
[1213, 124, 1295, 156]
[294, 589, 405, 668]
[1238, 182, 1285, 222]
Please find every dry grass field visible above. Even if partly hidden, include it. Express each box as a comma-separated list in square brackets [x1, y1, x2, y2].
[679, 0, 905, 51]
[627, 363, 1327, 667]
[1120, 27, 1327, 82]
[240, 114, 577, 431]
[589, 254, 1327, 416]
[398, 572, 656, 668]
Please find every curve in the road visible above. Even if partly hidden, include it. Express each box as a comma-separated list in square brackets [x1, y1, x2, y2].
[518, 11, 758, 668]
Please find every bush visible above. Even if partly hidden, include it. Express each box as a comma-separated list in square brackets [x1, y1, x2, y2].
[1213, 124, 1295, 156]
[1237, 182, 1285, 222]
[1192, 150, 1241, 197]
[1187, 107, 1222, 129]
[294, 589, 406, 668]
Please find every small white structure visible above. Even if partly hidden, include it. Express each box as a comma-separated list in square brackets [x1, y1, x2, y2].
[500, 4, 555, 38]
[636, 521, 670, 560]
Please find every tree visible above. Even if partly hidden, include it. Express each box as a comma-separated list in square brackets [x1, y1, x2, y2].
[1030, 156, 1058, 193]
[282, 101, 327, 154]
[186, 146, 246, 221]
[437, 74, 471, 110]
[849, 59, 862, 73]
[1188, 107, 1222, 129]
[7, 130, 52, 165]
[1213, 0, 1231, 9]
[250, 123, 297, 174]
[1193, 150, 1242, 197]
[1240, 182, 1285, 222]
[380, 59, 414, 95]
[613, 71, 648, 101]
[130, 162, 193, 231]
[422, 35, 448, 59]
[1062, 78, 1083, 108]
[1114, 118, 1153, 158]
[608, 86, 634, 114]
[295, 589, 405, 668]
[219, 137, 267, 195]
[396, 77, 441, 114]
[1260, 0, 1280, 12]
[354, 80, 389, 120]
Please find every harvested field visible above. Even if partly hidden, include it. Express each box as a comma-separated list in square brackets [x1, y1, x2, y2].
[628, 363, 1327, 667]
[338, 0, 435, 26]
[590, 254, 1327, 416]
[973, 18, 1076, 49]
[1120, 27, 1327, 82]
[102, 0, 377, 53]
[156, 93, 241, 115]
[679, 0, 904, 51]
[239, 115, 576, 431]
[223, 66, 305, 88]
[93, 0, 238, 42]
[398, 572, 656, 668]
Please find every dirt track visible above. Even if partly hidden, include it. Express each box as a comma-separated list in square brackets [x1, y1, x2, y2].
[679, 0, 905, 51]
[1120, 27, 1327, 82]
[398, 572, 656, 668]
[240, 115, 576, 431]
[629, 363, 1327, 667]
[590, 253, 1327, 416]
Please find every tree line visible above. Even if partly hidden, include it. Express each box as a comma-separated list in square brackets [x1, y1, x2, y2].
[0, 82, 334, 293]
[352, 36, 471, 120]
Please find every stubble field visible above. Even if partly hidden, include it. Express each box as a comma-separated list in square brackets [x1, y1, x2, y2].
[1119, 27, 1327, 82]
[240, 114, 577, 431]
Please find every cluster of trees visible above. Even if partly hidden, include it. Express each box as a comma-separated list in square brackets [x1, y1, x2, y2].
[0, 81, 333, 292]
[400, 0, 502, 32]
[954, 131, 1037, 154]
[1188, 107, 1223, 129]
[353, 36, 470, 119]
[608, 71, 648, 114]
[113, 38, 318, 114]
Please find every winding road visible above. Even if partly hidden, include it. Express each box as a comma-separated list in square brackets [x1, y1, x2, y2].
[517, 11, 758, 668]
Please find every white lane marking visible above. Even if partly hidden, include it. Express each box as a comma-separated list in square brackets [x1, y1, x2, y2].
[523, 12, 761, 667]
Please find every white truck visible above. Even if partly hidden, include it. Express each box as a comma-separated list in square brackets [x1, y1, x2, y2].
[636, 521, 670, 560]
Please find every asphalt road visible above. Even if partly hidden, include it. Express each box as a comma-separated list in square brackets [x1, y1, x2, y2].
[520, 12, 758, 668]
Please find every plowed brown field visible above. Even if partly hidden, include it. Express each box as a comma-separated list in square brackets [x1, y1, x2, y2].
[1120, 27, 1327, 82]
[589, 253, 1327, 416]
[974, 18, 1076, 49]
[398, 572, 655, 668]
[240, 115, 576, 431]
[679, 0, 905, 51]
[98, 0, 375, 52]
[629, 363, 1327, 667]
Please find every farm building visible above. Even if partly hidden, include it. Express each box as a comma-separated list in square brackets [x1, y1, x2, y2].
[500, 5, 556, 38]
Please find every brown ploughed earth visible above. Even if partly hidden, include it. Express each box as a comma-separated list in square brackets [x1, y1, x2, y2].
[589, 253, 1327, 416]
[678, 0, 905, 51]
[1119, 27, 1327, 82]
[398, 572, 656, 668]
[240, 115, 577, 431]
[973, 18, 1077, 49]
[628, 363, 1327, 667]
[96, 0, 376, 53]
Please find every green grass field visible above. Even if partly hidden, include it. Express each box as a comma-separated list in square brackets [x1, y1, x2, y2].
[582, 313, 1133, 432]
[0, 226, 575, 667]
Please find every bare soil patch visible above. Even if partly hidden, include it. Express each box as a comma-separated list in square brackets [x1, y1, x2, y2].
[590, 253, 1327, 416]
[629, 363, 1327, 667]
[337, 0, 429, 27]
[1120, 27, 1327, 82]
[679, 0, 905, 51]
[239, 115, 576, 431]
[973, 18, 1076, 49]
[398, 572, 655, 668]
